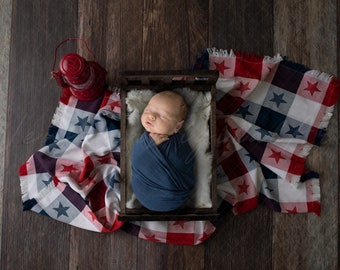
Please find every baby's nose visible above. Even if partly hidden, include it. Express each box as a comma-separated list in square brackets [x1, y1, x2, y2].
[148, 113, 156, 120]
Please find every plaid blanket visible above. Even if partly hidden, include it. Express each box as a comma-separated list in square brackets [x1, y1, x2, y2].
[19, 49, 340, 245]
[204, 48, 340, 215]
[20, 89, 124, 232]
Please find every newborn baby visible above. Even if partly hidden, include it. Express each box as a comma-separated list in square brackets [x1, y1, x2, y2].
[131, 90, 195, 212]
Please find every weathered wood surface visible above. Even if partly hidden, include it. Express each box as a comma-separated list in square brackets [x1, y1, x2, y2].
[272, 2, 339, 270]
[1, 0, 338, 269]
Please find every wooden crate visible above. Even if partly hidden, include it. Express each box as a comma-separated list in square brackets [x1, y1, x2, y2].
[118, 70, 219, 221]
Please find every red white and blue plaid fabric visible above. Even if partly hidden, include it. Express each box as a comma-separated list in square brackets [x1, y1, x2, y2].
[208, 48, 340, 215]
[20, 89, 124, 232]
[19, 49, 340, 245]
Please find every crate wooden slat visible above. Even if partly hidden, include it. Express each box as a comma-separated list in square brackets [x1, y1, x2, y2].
[119, 70, 219, 221]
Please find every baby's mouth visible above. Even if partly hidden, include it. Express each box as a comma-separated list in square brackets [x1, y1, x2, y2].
[145, 121, 153, 127]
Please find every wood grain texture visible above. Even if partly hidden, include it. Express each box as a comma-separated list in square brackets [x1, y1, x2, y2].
[0, 0, 12, 259]
[208, 1, 274, 269]
[69, 228, 138, 269]
[211, 0, 274, 55]
[205, 207, 273, 270]
[2, 1, 78, 269]
[273, 1, 339, 270]
[1, 0, 339, 269]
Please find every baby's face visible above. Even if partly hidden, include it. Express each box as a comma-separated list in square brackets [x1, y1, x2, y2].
[141, 93, 184, 135]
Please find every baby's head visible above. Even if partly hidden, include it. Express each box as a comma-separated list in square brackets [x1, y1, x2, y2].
[141, 91, 187, 135]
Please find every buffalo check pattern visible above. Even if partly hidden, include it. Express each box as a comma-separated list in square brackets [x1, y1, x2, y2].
[19, 49, 340, 245]
[208, 48, 340, 215]
[20, 88, 124, 232]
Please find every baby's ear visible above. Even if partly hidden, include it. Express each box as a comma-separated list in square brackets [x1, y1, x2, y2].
[176, 120, 184, 132]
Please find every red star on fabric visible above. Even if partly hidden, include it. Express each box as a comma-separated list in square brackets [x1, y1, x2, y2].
[286, 206, 297, 214]
[304, 81, 321, 96]
[238, 180, 249, 195]
[268, 150, 285, 163]
[109, 100, 120, 110]
[236, 81, 251, 94]
[214, 60, 229, 75]
[61, 164, 78, 173]
[173, 221, 188, 229]
[144, 234, 161, 242]
[229, 127, 238, 138]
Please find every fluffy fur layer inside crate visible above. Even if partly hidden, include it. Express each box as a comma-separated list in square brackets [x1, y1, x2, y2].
[125, 88, 213, 209]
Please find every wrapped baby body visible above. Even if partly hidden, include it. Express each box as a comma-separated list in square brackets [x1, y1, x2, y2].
[131, 131, 195, 211]
[126, 88, 213, 212]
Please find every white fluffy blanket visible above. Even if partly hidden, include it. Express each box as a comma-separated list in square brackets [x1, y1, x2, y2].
[125, 88, 213, 209]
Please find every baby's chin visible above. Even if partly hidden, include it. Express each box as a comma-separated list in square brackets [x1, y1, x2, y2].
[143, 126, 158, 134]
[142, 124, 153, 133]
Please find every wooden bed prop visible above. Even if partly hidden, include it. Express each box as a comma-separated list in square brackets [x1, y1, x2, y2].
[118, 70, 219, 221]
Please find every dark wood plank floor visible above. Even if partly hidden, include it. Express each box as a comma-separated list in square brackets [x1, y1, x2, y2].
[2, 0, 339, 269]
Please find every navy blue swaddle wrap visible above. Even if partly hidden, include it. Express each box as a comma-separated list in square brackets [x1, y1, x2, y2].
[131, 131, 195, 212]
